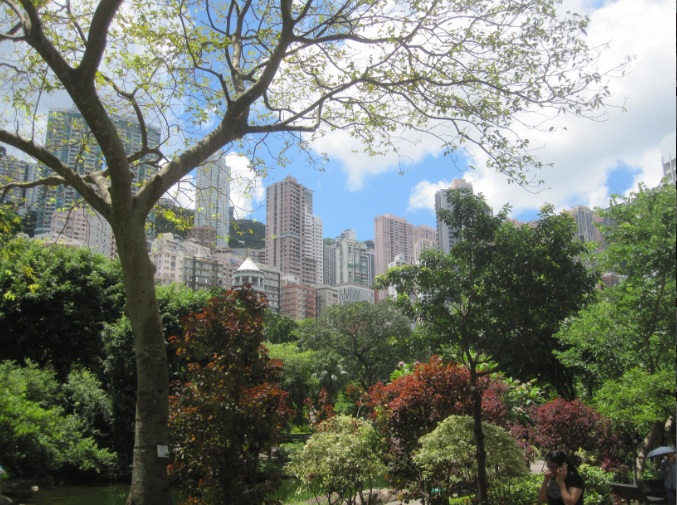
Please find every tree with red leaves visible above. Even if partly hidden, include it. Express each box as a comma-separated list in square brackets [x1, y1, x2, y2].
[369, 357, 508, 490]
[168, 286, 292, 505]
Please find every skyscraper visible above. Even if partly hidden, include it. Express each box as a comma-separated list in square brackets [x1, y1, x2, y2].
[34, 109, 161, 234]
[435, 178, 473, 253]
[374, 214, 413, 278]
[265, 176, 323, 286]
[335, 229, 371, 286]
[569, 204, 601, 244]
[194, 155, 231, 248]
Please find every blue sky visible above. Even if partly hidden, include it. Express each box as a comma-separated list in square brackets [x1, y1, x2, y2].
[226, 0, 675, 243]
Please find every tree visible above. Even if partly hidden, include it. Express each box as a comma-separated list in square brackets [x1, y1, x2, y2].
[168, 286, 292, 505]
[0, 238, 125, 378]
[100, 284, 212, 474]
[368, 357, 508, 490]
[298, 301, 414, 389]
[0, 0, 626, 500]
[375, 189, 596, 503]
[555, 183, 676, 467]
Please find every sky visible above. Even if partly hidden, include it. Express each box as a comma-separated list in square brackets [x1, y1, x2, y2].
[228, 0, 675, 243]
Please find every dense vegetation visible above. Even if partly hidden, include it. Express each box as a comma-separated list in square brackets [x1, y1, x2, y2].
[0, 182, 674, 504]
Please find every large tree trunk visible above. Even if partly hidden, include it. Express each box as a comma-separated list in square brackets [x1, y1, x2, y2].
[115, 220, 173, 505]
[470, 368, 489, 505]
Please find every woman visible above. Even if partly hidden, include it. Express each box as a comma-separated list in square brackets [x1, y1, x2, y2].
[538, 450, 585, 505]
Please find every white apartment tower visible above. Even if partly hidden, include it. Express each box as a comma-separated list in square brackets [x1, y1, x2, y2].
[194, 155, 231, 248]
[435, 178, 473, 253]
[335, 229, 371, 286]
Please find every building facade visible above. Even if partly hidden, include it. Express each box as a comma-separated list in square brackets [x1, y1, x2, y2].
[48, 208, 116, 258]
[0, 156, 37, 210]
[660, 131, 676, 185]
[194, 155, 231, 248]
[374, 214, 414, 277]
[265, 176, 323, 287]
[34, 109, 161, 234]
[435, 178, 472, 253]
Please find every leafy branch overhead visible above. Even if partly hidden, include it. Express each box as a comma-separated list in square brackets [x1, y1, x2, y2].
[1, 0, 628, 209]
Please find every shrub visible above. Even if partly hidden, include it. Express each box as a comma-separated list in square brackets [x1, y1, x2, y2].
[488, 473, 541, 505]
[0, 361, 116, 480]
[413, 415, 528, 504]
[530, 399, 613, 459]
[286, 415, 385, 505]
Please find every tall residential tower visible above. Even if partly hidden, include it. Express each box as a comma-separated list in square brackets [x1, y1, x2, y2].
[194, 155, 231, 248]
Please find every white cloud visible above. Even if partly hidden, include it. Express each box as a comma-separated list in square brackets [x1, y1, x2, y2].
[314, 0, 675, 216]
[227, 153, 265, 219]
[408, 179, 451, 212]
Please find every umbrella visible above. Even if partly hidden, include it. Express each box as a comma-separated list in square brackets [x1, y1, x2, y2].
[647, 446, 676, 458]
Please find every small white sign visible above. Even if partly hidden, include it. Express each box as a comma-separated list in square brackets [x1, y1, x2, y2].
[157, 445, 170, 458]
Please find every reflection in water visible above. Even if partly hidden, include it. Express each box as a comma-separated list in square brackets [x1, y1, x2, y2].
[9, 484, 129, 505]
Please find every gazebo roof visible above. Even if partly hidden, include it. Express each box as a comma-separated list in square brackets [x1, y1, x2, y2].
[236, 257, 260, 272]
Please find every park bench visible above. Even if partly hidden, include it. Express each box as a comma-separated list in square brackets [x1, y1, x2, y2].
[610, 481, 667, 505]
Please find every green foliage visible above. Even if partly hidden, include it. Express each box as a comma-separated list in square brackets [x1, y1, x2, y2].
[0, 361, 116, 480]
[593, 368, 675, 434]
[100, 284, 212, 473]
[286, 416, 385, 505]
[63, 367, 114, 447]
[377, 190, 596, 400]
[487, 473, 542, 505]
[297, 301, 414, 389]
[556, 183, 676, 436]
[0, 205, 22, 244]
[267, 343, 320, 425]
[0, 239, 125, 378]
[578, 464, 614, 505]
[264, 310, 299, 344]
[413, 416, 527, 504]
[168, 287, 292, 505]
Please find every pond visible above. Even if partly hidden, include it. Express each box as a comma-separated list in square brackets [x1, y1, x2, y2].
[5, 484, 131, 505]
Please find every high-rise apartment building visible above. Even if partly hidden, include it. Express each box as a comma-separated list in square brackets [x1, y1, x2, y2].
[435, 178, 472, 253]
[412, 224, 437, 263]
[0, 155, 37, 210]
[34, 109, 161, 234]
[50, 208, 116, 258]
[304, 213, 324, 286]
[374, 214, 414, 278]
[265, 176, 323, 286]
[194, 155, 231, 248]
[569, 205, 601, 244]
[323, 238, 337, 286]
[335, 229, 372, 286]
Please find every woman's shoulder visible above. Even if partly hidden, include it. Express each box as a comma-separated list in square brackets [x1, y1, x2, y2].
[567, 470, 585, 489]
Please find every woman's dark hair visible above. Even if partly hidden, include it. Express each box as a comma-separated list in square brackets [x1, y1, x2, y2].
[546, 450, 579, 473]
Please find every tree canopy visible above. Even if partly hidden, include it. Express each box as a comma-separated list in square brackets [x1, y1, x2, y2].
[555, 182, 676, 453]
[0, 0, 627, 501]
[375, 188, 596, 502]
[298, 300, 414, 389]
